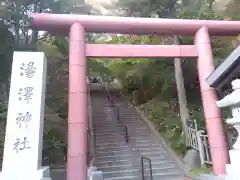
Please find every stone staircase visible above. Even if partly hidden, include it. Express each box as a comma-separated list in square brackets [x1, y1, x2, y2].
[91, 87, 184, 180]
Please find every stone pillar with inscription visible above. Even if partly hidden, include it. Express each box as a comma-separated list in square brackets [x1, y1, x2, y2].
[0, 52, 51, 180]
[216, 79, 240, 180]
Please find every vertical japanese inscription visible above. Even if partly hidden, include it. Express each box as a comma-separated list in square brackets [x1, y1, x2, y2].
[16, 112, 32, 128]
[13, 137, 30, 153]
[13, 61, 37, 153]
[18, 87, 34, 104]
[20, 62, 36, 78]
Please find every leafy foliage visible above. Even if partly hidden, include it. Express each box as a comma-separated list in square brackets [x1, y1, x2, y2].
[0, 20, 14, 84]
[0, 0, 92, 167]
[91, 2, 238, 155]
[0, 0, 238, 166]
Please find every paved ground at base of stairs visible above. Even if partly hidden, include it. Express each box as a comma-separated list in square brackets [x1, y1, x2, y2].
[51, 170, 226, 180]
[194, 173, 225, 180]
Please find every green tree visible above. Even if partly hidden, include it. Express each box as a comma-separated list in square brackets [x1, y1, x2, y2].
[0, 0, 92, 166]
[91, 1, 238, 155]
[0, 20, 14, 102]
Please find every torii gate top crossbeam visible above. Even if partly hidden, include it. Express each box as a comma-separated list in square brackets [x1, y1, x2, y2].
[31, 13, 240, 36]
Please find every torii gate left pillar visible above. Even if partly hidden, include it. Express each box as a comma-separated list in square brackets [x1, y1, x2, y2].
[68, 22, 88, 180]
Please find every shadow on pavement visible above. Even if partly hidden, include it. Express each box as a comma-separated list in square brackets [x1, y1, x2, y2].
[51, 169, 66, 180]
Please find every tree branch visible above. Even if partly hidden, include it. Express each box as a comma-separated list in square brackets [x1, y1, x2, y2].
[158, 0, 178, 17]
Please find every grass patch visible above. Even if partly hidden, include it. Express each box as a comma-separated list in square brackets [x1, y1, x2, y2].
[161, 130, 189, 157]
[136, 98, 190, 157]
[188, 167, 213, 177]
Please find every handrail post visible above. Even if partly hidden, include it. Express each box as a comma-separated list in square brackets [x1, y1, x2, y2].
[116, 107, 120, 121]
[141, 157, 145, 180]
[125, 126, 129, 143]
[149, 159, 153, 180]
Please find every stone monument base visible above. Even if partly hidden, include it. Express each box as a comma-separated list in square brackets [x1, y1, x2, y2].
[225, 150, 240, 180]
[225, 164, 240, 180]
[0, 166, 51, 180]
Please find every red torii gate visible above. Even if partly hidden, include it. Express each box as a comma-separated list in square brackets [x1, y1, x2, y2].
[31, 13, 240, 180]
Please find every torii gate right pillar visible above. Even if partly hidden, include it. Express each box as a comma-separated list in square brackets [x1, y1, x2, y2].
[195, 27, 230, 175]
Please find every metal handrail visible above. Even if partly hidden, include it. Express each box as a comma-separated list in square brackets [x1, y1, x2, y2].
[132, 148, 153, 180]
[98, 76, 114, 107]
[141, 156, 153, 180]
[98, 76, 129, 145]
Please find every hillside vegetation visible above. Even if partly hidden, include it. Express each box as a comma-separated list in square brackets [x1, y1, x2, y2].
[0, 0, 239, 168]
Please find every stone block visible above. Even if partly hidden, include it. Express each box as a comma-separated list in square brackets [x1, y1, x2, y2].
[183, 149, 201, 170]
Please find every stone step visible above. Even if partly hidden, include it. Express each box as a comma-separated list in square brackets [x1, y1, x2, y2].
[103, 175, 139, 180]
[118, 118, 143, 120]
[102, 169, 182, 179]
[95, 136, 153, 141]
[116, 151, 170, 158]
[91, 93, 183, 180]
[93, 125, 125, 128]
[104, 176, 183, 180]
[94, 132, 150, 137]
[95, 143, 162, 150]
[95, 159, 132, 166]
[94, 129, 149, 133]
[95, 143, 161, 150]
[94, 132, 149, 136]
[96, 159, 176, 169]
[93, 120, 146, 123]
[95, 146, 129, 151]
[96, 119, 144, 122]
[95, 137, 126, 141]
[96, 154, 133, 159]
[93, 127, 123, 131]
[94, 127, 148, 131]
[94, 134, 128, 138]
[96, 127, 148, 131]
[95, 147, 167, 155]
[99, 163, 178, 173]
[96, 155, 171, 162]
[95, 155, 176, 167]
